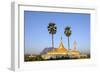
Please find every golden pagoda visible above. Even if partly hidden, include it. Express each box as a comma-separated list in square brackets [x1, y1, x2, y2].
[47, 36, 68, 55]
[41, 37, 81, 59]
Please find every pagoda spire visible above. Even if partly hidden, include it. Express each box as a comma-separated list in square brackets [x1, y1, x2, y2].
[61, 35, 62, 42]
[73, 40, 77, 50]
[59, 36, 64, 49]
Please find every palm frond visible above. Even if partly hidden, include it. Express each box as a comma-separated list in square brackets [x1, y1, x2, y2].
[47, 22, 57, 35]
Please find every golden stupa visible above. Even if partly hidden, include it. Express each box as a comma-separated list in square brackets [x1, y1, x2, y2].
[47, 36, 68, 55]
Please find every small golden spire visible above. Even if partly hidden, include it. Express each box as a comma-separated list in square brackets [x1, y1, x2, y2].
[59, 36, 64, 49]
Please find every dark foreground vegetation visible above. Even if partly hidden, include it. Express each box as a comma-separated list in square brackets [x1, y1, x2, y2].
[24, 54, 90, 62]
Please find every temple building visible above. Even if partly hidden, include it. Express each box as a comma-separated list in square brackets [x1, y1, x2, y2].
[41, 37, 81, 59]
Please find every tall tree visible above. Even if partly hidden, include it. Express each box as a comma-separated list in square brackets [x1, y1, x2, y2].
[64, 26, 72, 50]
[47, 22, 57, 48]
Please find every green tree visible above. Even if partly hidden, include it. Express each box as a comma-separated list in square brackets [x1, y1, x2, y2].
[48, 22, 57, 48]
[64, 26, 72, 50]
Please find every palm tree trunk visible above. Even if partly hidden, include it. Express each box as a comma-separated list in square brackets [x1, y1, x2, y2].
[52, 34, 54, 48]
[68, 37, 70, 50]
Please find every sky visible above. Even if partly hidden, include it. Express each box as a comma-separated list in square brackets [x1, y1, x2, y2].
[24, 11, 90, 55]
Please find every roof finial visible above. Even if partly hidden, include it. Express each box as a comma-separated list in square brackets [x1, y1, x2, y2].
[61, 35, 62, 42]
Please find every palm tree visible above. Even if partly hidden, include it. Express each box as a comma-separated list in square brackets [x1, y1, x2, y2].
[64, 26, 72, 50]
[47, 22, 57, 48]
